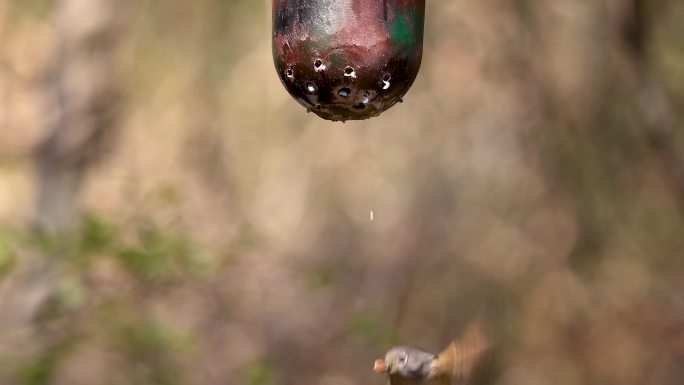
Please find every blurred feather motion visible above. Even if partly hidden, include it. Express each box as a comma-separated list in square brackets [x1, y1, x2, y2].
[373, 317, 491, 385]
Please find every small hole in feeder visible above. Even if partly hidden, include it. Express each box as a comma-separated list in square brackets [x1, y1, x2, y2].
[286, 68, 294, 78]
[314, 59, 326, 71]
[382, 73, 392, 90]
[338, 88, 351, 97]
[344, 66, 356, 78]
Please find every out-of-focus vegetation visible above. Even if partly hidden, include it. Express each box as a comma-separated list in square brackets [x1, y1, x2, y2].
[1, 1, 684, 384]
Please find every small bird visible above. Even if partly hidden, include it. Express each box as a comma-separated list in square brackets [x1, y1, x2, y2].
[373, 317, 491, 385]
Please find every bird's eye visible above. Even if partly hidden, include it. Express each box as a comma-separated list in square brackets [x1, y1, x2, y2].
[398, 354, 408, 367]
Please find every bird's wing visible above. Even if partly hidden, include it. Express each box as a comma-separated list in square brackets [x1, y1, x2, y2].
[429, 317, 491, 382]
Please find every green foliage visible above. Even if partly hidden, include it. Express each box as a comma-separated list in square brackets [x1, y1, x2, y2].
[119, 320, 189, 385]
[27, 213, 116, 265]
[29, 229, 77, 258]
[8, 0, 53, 19]
[0, 231, 17, 277]
[122, 320, 186, 359]
[349, 310, 400, 348]
[116, 224, 209, 282]
[19, 338, 80, 385]
[80, 214, 117, 255]
[20, 353, 58, 385]
[153, 183, 183, 208]
[25, 212, 212, 283]
[243, 362, 274, 385]
[33, 278, 88, 324]
[308, 263, 336, 288]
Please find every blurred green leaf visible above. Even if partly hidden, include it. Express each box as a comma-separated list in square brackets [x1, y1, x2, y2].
[29, 228, 77, 257]
[119, 320, 188, 385]
[243, 362, 274, 385]
[0, 232, 17, 277]
[19, 338, 79, 385]
[308, 263, 336, 288]
[21, 355, 58, 385]
[123, 320, 184, 356]
[33, 278, 88, 324]
[349, 310, 400, 348]
[116, 224, 209, 282]
[80, 214, 117, 255]
[8, 0, 53, 20]
[153, 183, 183, 207]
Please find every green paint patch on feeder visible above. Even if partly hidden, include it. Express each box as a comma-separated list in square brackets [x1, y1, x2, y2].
[272, 0, 426, 122]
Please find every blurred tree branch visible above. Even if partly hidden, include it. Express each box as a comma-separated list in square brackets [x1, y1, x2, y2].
[622, 0, 684, 212]
[34, 0, 125, 232]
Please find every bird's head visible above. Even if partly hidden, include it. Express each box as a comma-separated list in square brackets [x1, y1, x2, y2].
[374, 346, 434, 379]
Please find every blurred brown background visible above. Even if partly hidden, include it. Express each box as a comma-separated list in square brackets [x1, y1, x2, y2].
[1, 0, 684, 384]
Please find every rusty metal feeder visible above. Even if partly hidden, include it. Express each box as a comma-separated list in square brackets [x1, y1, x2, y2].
[272, 0, 426, 122]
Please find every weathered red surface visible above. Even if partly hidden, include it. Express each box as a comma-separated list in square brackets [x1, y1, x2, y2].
[273, 0, 425, 121]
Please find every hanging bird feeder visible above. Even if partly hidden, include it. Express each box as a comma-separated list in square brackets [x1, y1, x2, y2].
[272, 0, 426, 122]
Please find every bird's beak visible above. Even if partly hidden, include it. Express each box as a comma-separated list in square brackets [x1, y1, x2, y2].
[373, 359, 387, 373]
